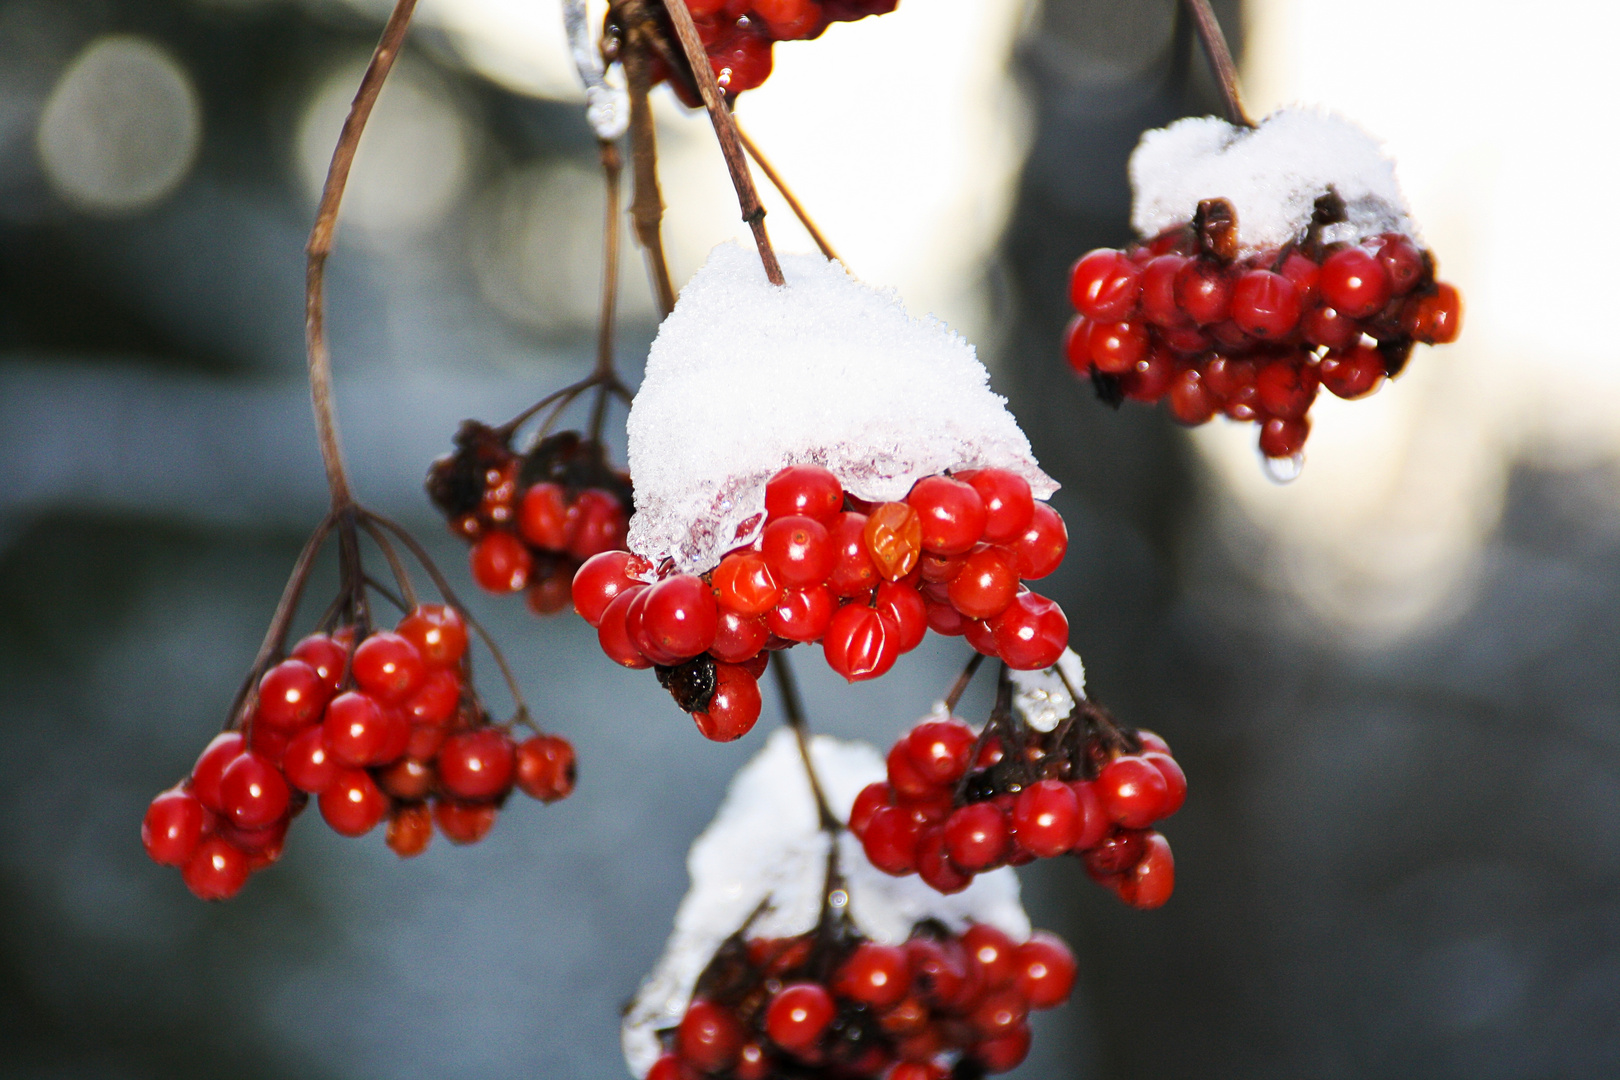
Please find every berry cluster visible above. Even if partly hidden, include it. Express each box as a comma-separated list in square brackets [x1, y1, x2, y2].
[1064, 195, 1463, 463]
[852, 703, 1182, 909]
[637, 0, 899, 104]
[571, 465, 1071, 743]
[648, 919, 1074, 1080]
[427, 424, 631, 615]
[140, 604, 577, 900]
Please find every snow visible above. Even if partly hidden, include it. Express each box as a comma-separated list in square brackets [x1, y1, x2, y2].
[1129, 107, 1417, 254]
[625, 243, 1056, 573]
[1010, 647, 1086, 732]
[621, 728, 1030, 1077]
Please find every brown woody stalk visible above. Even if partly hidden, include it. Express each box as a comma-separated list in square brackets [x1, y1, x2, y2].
[620, 15, 679, 317]
[1180, 0, 1252, 128]
[736, 125, 840, 263]
[657, 0, 784, 285]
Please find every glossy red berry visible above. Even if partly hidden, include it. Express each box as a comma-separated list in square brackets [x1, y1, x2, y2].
[640, 574, 720, 661]
[1320, 246, 1392, 318]
[1095, 754, 1170, 828]
[765, 982, 834, 1051]
[1143, 751, 1187, 818]
[874, 581, 927, 653]
[1086, 318, 1149, 375]
[319, 767, 389, 836]
[762, 516, 834, 589]
[861, 804, 921, 874]
[323, 690, 404, 767]
[1008, 503, 1066, 580]
[396, 604, 468, 669]
[1117, 830, 1175, 909]
[1168, 365, 1218, 424]
[905, 720, 975, 786]
[351, 632, 425, 705]
[1319, 344, 1385, 399]
[1376, 233, 1425, 294]
[182, 837, 250, 900]
[567, 489, 628, 561]
[1255, 356, 1319, 420]
[282, 725, 338, 793]
[822, 604, 899, 682]
[973, 1020, 1032, 1073]
[402, 668, 460, 727]
[961, 923, 1019, 990]
[956, 469, 1034, 545]
[864, 502, 923, 581]
[1403, 282, 1462, 344]
[1259, 415, 1310, 459]
[1231, 268, 1302, 339]
[1010, 779, 1079, 857]
[826, 512, 879, 597]
[190, 731, 247, 812]
[962, 616, 1000, 659]
[515, 734, 576, 802]
[438, 728, 516, 801]
[256, 659, 326, 731]
[386, 803, 433, 858]
[1069, 248, 1142, 321]
[1123, 347, 1177, 402]
[947, 548, 1020, 620]
[1175, 259, 1233, 324]
[692, 662, 762, 742]
[678, 1000, 745, 1073]
[834, 942, 912, 1008]
[1016, 931, 1076, 1009]
[988, 592, 1068, 671]
[218, 752, 290, 829]
[1070, 778, 1110, 851]
[712, 550, 783, 616]
[1062, 315, 1091, 376]
[764, 464, 843, 523]
[710, 609, 769, 663]
[944, 802, 1008, 871]
[142, 787, 207, 866]
[970, 986, 1029, 1038]
[916, 826, 974, 894]
[377, 756, 434, 802]
[571, 550, 651, 627]
[849, 781, 892, 838]
[907, 476, 987, 556]
[1140, 254, 1191, 326]
[517, 482, 573, 550]
[765, 585, 835, 643]
[434, 798, 498, 844]
[597, 586, 652, 669]
[469, 530, 531, 593]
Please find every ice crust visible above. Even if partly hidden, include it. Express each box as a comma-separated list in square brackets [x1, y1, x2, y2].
[1129, 107, 1417, 254]
[621, 728, 1030, 1078]
[1009, 648, 1086, 733]
[625, 243, 1056, 573]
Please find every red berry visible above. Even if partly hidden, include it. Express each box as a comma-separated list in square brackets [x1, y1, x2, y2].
[970, 986, 1029, 1038]
[190, 731, 247, 812]
[566, 489, 628, 561]
[1279, 251, 1321, 302]
[597, 586, 652, 669]
[1231, 268, 1302, 339]
[734, 1041, 773, 1080]
[386, 803, 433, 858]
[924, 599, 967, 637]
[1062, 314, 1091, 376]
[1319, 344, 1385, 399]
[290, 633, 348, 696]
[351, 632, 425, 705]
[434, 798, 498, 844]
[826, 512, 879, 597]
[1259, 416, 1310, 459]
[282, 725, 338, 793]
[530, 567, 573, 615]
[377, 756, 434, 801]
[972, 1021, 1032, 1073]
[905, 720, 976, 786]
[1255, 356, 1319, 420]
[678, 1000, 745, 1073]
[1086, 318, 1149, 374]
[907, 476, 987, 556]
[256, 659, 326, 731]
[1402, 282, 1462, 344]
[395, 604, 468, 669]
[514, 734, 576, 802]
[886, 739, 936, 799]
[182, 837, 250, 900]
[142, 787, 208, 866]
[646, 1054, 694, 1080]
[961, 923, 1019, 990]
[1301, 302, 1362, 351]
[988, 592, 1068, 670]
[1095, 754, 1170, 828]
[640, 574, 720, 661]
[1118, 830, 1175, 909]
[1007, 503, 1066, 580]
[864, 502, 923, 581]
[712, 550, 782, 616]
[765, 982, 834, 1051]
[849, 781, 892, 837]
[946, 547, 1020, 621]
[956, 469, 1034, 545]
[517, 482, 574, 550]
[223, 817, 288, 869]
[438, 728, 516, 801]
[1123, 346, 1177, 402]
[1082, 827, 1147, 876]
[469, 530, 531, 593]
[869, 581, 924, 653]
[861, 804, 921, 874]
[962, 616, 1000, 659]
[691, 662, 762, 742]
[1016, 931, 1076, 1009]
[822, 604, 899, 682]
[571, 550, 651, 628]
[1168, 365, 1218, 425]
[710, 26, 774, 93]
[762, 516, 834, 589]
[764, 464, 843, 523]
[905, 937, 975, 1011]
[765, 585, 835, 643]
[709, 608, 768, 664]
[319, 767, 388, 836]
[943, 802, 1008, 871]
[402, 668, 460, 727]
[1320, 246, 1392, 318]
[915, 825, 974, 894]
[1010, 779, 1079, 857]
[1143, 751, 1187, 818]
[1205, 355, 1260, 421]
[323, 691, 404, 767]
[1175, 259, 1233, 325]
[1069, 248, 1142, 321]
[1140, 254, 1191, 326]
[1070, 778, 1109, 851]
[218, 752, 290, 829]
[1376, 233, 1425, 294]
[835, 943, 912, 1008]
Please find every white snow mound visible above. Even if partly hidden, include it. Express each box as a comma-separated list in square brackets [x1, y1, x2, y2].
[621, 728, 1030, 1078]
[1010, 648, 1086, 733]
[1129, 107, 1417, 254]
[626, 243, 1056, 573]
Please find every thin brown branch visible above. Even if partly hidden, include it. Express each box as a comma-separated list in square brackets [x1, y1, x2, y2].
[1179, 0, 1251, 127]
[657, 0, 784, 285]
[622, 30, 678, 317]
[771, 654, 840, 833]
[591, 139, 624, 443]
[942, 651, 986, 714]
[736, 124, 840, 263]
[305, 0, 419, 511]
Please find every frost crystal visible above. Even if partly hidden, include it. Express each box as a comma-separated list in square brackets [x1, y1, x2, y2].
[1129, 107, 1416, 254]
[621, 728, 1030, 1078]
[1010, 648, 1086, 733]
[625, 243, 1056, 573]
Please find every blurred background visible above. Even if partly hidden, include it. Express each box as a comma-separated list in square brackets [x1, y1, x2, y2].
[3, 0, 1618, 1077]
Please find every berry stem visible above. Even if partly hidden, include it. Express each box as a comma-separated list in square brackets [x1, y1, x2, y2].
[224, 511, 339, 729]
[590, 138, 625, 445]
[358, 516, 420, 609]
[304, 0, 419, 512]
[657, 0, 785, 286]
[942, 651, 986, 714]
[1179, 0, 1252, 128]
[770, 654, 840, 833]
[620, 12, 678, 317]
[735, 124, 840, 263]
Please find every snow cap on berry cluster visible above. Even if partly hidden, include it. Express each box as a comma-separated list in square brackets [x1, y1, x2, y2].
[1129, 107, 1417, 255]
[621, 728, 1029, 1078]
[626, 243, 1057, 573]
[1010, 648, 1086, 733]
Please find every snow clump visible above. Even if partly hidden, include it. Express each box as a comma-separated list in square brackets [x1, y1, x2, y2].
[1129, 107, 1417, 254]
[626, 242, 1056, 573]
[621, 728, 1030, 1078]
[1009, 648, 1086, 733]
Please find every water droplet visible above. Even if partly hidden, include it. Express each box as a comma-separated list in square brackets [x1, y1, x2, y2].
[1262, 452, 1304, 484]
[829, 889, 848, 908]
